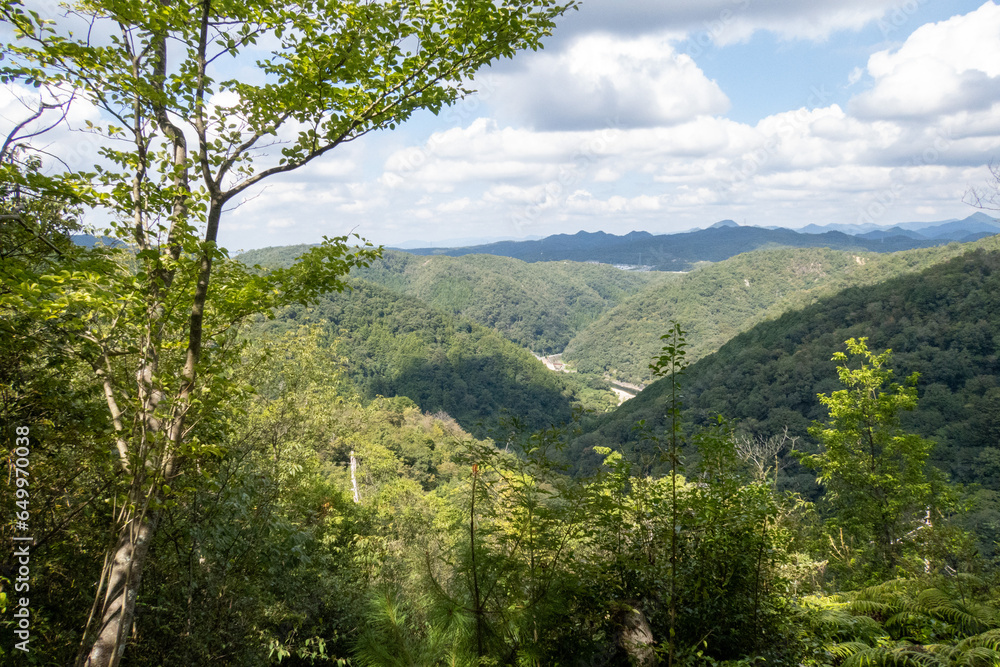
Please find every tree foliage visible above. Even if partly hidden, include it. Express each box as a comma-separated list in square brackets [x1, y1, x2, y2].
[1, 0, 576, 663]
[800, 338, 934, 578]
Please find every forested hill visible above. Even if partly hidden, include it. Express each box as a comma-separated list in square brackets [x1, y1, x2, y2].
[252, 279, 585, 437]
[239, 247, 662, 354]
[401, 224, 955, 270]
[350, 251, 660, 354]
[240, 238, 1000, 388]
[564, 237, 1000, 385]
[569, 247, 1000, 496]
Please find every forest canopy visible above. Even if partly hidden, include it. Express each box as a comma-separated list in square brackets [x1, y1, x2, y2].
[3, 0, 1000, 665]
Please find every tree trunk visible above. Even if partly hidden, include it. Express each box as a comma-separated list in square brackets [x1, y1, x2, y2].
[79, 207, 213, 661]
[81, 505, 159, 667]
[615, 600, 657, 667]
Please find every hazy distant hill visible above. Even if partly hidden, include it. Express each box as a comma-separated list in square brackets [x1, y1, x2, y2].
[797, 212, 999, 238]
[400, 224, 949, 270]
[562, 236, 1000, 385]
[70, 233, 126, 248]
[917, 214, 1000, 239]
[855, 226, 928, 241]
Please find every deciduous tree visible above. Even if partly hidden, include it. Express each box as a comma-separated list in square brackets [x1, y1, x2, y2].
[800, 338, 933, 577]
[0, 0, 575, 664]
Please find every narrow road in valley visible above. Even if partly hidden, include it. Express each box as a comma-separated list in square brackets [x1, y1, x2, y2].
[535, 354, 639, 405]
[609, 385, 635, 404]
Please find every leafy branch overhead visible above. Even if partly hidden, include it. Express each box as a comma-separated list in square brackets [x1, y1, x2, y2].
[1, 0, 576, 226]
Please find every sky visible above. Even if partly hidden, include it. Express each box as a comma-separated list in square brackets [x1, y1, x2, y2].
[3, 0, 1000, 250]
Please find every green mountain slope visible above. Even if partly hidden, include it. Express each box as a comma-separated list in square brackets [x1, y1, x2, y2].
[354, 251, 661, 354]
[570, 247, 1000, 494]
[238, 246, 661, 355]
[234, 243, 316, 269]
[564, 238, 1000, 385]
[254, 280, 587, 436]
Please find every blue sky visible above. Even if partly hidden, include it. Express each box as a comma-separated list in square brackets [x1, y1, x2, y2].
[686, 1, 987, 124]
[3, 0, 999, 250]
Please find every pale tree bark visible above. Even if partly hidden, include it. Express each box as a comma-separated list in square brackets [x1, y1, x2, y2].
[80, 506, 158, 667]
[79, 10, 197, 665]
[615, 601, 656, 667]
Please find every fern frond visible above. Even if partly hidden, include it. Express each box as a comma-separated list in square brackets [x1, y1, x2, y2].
[885, 611, 929, 637]
[849, 599, 896, 618]
[925, 605, 992, 637]
[954, 628, 1000, 652]
[916, 589, 953, 609]
[952, 646, 1000, 667]
[854, 579, 910, 599]
[830, 641, 875, 658]
[811, 603, 885, 643]
[840, 644, 946, 667]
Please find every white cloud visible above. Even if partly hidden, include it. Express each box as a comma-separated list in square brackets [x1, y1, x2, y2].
[490, 33, 730, 130]
[313, 158, 357, 179]
[593, 168, 622, 182]
[551, 0, 911, 45]
[1, 83, 105, 171]
[851, 2, 1000, 119]
[7, 2, 997, 250]
[436, 197, 472, 213]
[483, 184, 553, 205]
[564, 191, 663, 214]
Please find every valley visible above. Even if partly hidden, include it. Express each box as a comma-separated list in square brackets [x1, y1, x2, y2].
[257, 226, 1000, 540]
[240, 228, 1000, 519]
[241, 223, 1000, 394]
[10, 3, 1000, 664]
[14, 215, 1000, 666]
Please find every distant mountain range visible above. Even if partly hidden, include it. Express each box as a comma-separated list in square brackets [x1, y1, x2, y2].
[794, 212, 999, 237]
[392, 234, 545, 249]
[75, 213, 999, 272]
[70, 233, 127, 248]
[397, 214, 1000, 271]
